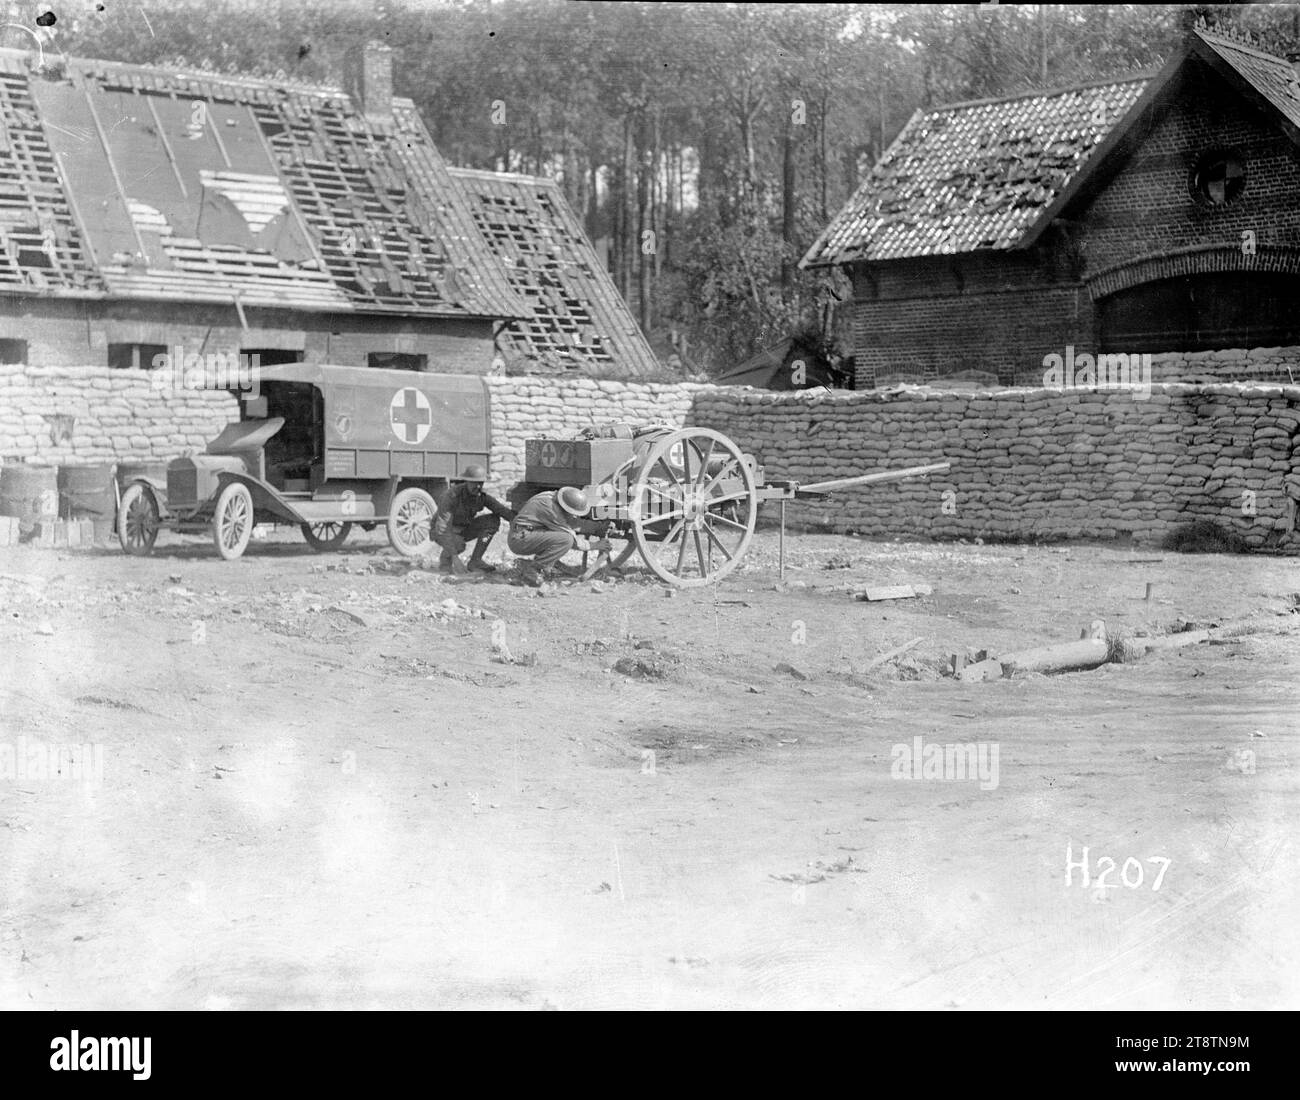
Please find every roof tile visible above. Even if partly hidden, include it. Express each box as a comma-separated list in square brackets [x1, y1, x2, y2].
[803, 77, 1149, 266]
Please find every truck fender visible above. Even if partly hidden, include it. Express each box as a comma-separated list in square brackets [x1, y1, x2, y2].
[213, 471, 303, 525]
[119, 476, 170, 519]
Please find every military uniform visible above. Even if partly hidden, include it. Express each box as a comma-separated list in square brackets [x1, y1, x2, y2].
[507, 490, 582, 569]
[432, 477, 514, 570]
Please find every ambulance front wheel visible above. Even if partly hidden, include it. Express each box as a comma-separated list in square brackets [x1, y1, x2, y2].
[387, 487, 436, 557]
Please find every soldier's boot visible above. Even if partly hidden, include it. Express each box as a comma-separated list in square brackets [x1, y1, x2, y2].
[439, 548, 468, 574]
[467, 535, 496, 572]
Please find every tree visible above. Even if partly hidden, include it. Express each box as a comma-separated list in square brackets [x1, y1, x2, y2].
[40, 0, 1294, 377]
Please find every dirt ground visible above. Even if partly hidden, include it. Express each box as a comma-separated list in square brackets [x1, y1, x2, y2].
[1, 524, 1297, 1010]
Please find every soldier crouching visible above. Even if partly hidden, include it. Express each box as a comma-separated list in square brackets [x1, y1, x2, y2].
[431, 465, 515, 573]
[507, 486, 606, 585]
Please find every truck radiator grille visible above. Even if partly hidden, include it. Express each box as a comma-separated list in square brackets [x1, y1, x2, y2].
[167, 467, 197, 507]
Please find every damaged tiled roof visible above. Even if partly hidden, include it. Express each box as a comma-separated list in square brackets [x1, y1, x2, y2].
[804, 28, 1300, 269]
[802, 76, 1151, 266]
[0, 55, 103, 296]
[1194, 26, 1300, 135]
[0, 47, 527, 319]
[449, 168, 660, 377]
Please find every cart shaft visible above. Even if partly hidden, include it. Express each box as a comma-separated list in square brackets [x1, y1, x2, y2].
[795, 462, 951, 496]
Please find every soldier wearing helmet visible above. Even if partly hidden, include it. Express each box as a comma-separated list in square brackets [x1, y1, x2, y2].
[507, 486, 607, 585]
[431, 464, 516, 574]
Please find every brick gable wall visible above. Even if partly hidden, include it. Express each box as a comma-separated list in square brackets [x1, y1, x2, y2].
[850, 60, 1300, 390]
[1080, 60, 1300, 278]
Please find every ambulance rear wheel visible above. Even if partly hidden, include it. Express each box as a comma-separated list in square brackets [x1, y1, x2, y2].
[212, 483, 254, 561]
[387, 487, 436, 557]
[301, 521, 352, 551]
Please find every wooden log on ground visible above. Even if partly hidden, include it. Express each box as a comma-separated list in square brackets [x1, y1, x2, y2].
[1207, 617, 1276, 640]
[1122, 617, 1276, 660]
[998, 638, 1109, 676]
[1137, 629, 1210, 652]
[863, 636, 925, 672]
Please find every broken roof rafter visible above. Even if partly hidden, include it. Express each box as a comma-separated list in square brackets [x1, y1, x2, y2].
[449, 166, 659, 378]
[0, 44, 529, 320]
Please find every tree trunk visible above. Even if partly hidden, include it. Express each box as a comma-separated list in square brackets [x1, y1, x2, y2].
[637, 121, 651, 333]
[1038, 4, 1048, 85]
[819, 91, 830, 225]
[878, 80, 886, 167]
[611, 152, 624, 296]
[740, 108, 757, 200]
[586, 144, 599, 242]
[574, 149, 589, 239]
[621, 114, 635, 304]
[781, 108, 797, 290]
[651, 109, 663, 282]
[681, 146, 691, 223]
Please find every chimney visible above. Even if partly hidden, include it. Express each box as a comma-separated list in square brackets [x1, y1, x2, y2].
[346, 40, 394, 122]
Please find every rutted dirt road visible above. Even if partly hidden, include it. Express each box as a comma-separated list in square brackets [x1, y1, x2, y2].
[1, 529, 1296, 1009]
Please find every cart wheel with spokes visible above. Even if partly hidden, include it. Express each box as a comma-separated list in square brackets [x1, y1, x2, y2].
[387, 486, 436, 557]
[630, 427, 758, 587]
[118, 482, 160, 556]
[301, 521, 352, 551]
[212, 482, 255, 560]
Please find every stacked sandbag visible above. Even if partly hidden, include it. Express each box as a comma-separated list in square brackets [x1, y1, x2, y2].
[687, 382, 1300, 550]
[484, 376, 711, 492]
[0, 364, 239, 467]
[1148, 346, 1300, 385]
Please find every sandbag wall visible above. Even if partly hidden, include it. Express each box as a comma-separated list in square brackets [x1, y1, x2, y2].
[1149, 346, 1300, 385]
[483, 377, 712, 494]
[688, 383, 1300, 549]
[2, 365, 1297, 553]
[0, 365, 238, 467]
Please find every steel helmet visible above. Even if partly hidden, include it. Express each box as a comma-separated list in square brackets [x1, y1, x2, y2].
[556, 486, 589, 516]
[457, 464, 488, 482]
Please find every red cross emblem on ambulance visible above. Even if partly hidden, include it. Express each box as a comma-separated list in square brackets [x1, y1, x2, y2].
[390, 387, 432, 445]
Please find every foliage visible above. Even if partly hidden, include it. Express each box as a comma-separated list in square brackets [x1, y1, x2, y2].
[33, 1, 1300, 378]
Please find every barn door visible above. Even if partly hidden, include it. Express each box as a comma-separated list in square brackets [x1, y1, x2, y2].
[1098, 273, 1300, 353]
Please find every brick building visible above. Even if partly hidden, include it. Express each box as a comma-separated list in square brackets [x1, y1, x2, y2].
[802, 26, 1300, 389]
[0, 42, 656, 377]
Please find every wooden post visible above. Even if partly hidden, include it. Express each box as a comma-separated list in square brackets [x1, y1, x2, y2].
[778, 499, 786, 581]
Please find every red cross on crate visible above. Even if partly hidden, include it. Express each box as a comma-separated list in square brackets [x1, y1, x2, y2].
[390, 387, 432, 445]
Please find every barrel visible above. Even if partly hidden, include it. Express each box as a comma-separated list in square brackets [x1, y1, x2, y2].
[59, 463, 118, 543]
[0, 462, 59, 537]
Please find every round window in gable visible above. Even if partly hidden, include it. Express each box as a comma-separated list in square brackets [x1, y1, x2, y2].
[1190, 151, 1246, 207]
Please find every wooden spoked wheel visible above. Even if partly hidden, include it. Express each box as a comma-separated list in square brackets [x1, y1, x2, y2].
[212, 482, 255, 560]
[387, 487, 436, 556]
[629, 427, 758, 587]
[301, 521, 352, 551]
[118, 482, 160, 556]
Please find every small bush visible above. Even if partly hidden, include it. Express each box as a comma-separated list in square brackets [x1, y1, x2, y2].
[1161, 520, 1250, 554]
